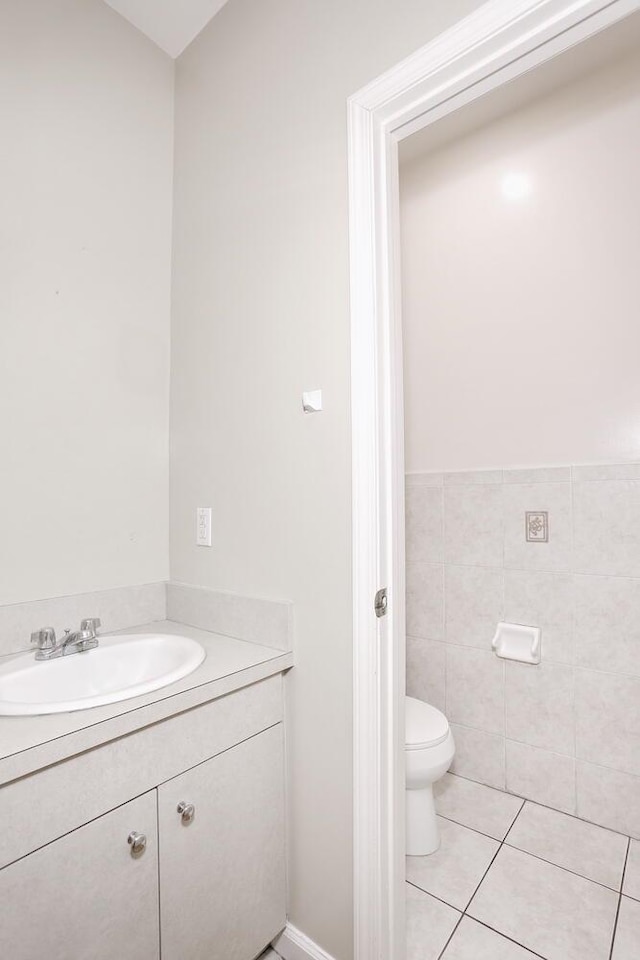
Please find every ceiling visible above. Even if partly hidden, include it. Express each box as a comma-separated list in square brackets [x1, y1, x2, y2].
[103, 0, 230, 58]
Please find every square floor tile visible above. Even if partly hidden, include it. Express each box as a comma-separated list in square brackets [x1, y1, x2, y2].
[435, 774, 523, 840]
[623, 839, 640, 901]
[506, 801, 628, 890]
[406, 817, 499, 911]
[442, 916, 540, 959]
[612, 896, 640, 960]
[468, 845, 618, 960]
[406, 883, 460, 960]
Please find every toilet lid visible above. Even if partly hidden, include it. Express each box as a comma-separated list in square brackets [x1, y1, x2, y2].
[405, 696, 450, 749]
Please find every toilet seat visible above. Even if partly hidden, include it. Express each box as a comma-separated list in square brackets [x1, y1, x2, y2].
[405, 696, 449, 749]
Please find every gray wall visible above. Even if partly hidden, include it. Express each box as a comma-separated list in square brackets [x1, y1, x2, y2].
[0, 0, 174, 605]
[169, 1, 484, 956]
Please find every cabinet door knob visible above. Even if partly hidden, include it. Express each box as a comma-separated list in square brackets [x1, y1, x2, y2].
[127, 831, 147, 857]
[177, 801, 196, 825]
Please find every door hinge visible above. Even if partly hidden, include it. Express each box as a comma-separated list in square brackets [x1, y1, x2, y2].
[374, 587, 388, 618]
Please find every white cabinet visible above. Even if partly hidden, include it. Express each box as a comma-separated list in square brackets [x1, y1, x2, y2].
[0, 685, 286, 960]
[159, 724, 286, 960]
[0, 791, 159, 960]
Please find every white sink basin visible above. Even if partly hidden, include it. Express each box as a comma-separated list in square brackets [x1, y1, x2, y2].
[0, 634, 206, 716]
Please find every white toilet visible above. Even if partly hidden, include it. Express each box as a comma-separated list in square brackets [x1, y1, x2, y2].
[405, 696, 455, 856]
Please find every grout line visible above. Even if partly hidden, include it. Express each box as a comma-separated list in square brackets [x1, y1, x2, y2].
[436, 913, 464, 960]
[405, 879, 463, 914]
[502, 797, 527, 843]
[608, 838, 631, 960]
[436, 810, 517, 843]
[467, 917, 549, 960]
[463, 833, 504, 913]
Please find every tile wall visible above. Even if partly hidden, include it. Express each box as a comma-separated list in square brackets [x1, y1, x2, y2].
[406, 464, 640, 838]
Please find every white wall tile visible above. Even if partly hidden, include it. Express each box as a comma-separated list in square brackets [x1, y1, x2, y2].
[506, 740, 576, 815]
[445, 565, 503, 650]
[572, 463, 640, 481]
[406, 472, 444, 487]
[575, 669, 640, 777]
[503, 482, 572, 572]
[406, 484, 443, 564]
[577, 762, 640, 839]
[506, 662, 574, 756]
[504, 570, 573, 664]
[573, 480, 640, 577]
[406, 636, 446, 712]
[446, 647, 504, 735]
[450, 724, 505, 789]
[574, 575, 640, 677]
[406, 563, 444, 641]
[444, 485, 503, 566]
[444, 470, 503, 485]
[503, 467, 571, 484]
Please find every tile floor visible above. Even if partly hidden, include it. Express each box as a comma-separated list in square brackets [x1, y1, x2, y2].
[407, 773, 639, 960]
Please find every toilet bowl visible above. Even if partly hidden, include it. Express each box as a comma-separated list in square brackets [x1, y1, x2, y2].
[405, 696, 455, 856]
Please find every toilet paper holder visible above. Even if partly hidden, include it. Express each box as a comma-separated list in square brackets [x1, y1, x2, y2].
[492, 622, 541, 664]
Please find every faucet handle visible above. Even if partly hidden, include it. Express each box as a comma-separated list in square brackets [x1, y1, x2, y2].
[31, 627, 56, 650]
[80, 618, 101, 637]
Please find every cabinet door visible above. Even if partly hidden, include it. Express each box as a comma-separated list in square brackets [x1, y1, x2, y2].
[159, 724, 286, 960]
[0, 791, 159, 960]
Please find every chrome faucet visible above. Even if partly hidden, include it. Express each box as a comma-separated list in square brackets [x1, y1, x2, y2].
[31, 618, 101, 661]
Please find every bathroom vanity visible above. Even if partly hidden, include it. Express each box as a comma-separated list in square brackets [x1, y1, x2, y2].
[0, 622, 292, 960]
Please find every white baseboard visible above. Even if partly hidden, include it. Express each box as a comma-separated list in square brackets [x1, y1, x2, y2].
[271, 922, 338, 960]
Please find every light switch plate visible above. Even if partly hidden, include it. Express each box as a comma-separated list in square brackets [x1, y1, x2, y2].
[302, 389, 323, 413]
[196, 507, 212, 546]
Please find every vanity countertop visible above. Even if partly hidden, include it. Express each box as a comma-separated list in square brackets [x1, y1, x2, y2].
[0, 620, 292, 785]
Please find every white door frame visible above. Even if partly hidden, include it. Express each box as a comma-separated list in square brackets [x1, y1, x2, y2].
[348, 0, 640, 957]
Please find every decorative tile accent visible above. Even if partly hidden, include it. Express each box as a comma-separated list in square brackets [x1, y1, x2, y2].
[525, 510, 548, 542]
[503, 482, 572, 571]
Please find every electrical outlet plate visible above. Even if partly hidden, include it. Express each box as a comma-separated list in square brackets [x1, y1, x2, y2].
[196, 507, 212, 546]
